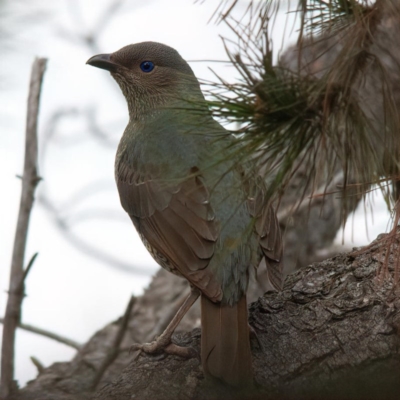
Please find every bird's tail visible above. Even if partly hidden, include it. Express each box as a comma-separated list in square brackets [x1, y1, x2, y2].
[201, 294, 253, 386]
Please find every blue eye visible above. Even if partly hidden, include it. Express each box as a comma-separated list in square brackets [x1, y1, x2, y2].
[140, 61, 155, 72]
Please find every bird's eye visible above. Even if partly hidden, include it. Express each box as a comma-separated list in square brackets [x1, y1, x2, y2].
[140, 61, 155, 73]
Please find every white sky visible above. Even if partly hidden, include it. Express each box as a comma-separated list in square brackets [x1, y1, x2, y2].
[0, 0, 391, 388]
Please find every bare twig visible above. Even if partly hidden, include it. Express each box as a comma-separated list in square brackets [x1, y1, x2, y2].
[21, 252, 39, 286]
[30, 357, 45, 374]
[64, 0, 126, 53]
[38, 191, 154, 275]
[0, 318, 82, 350]
[0, 57, 47, 399]
[90, 295, 136, 390]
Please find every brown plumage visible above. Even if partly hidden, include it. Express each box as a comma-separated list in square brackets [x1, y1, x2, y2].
[87, 41, 283, 387]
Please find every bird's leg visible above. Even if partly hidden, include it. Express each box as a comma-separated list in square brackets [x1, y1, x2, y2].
[131, 287, 200, 358]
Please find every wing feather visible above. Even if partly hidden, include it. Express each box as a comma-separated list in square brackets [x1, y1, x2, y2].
[248, 182, 284, 291]
[116, 160, 222, 300]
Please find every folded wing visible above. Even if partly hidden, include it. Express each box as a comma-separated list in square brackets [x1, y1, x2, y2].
[116, 161, 223, 301]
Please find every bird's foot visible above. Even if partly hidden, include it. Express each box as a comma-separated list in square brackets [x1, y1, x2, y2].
[130, 335, 196, 359]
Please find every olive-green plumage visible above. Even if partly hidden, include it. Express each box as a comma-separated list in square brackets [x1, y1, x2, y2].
[87, 42, 283, 387]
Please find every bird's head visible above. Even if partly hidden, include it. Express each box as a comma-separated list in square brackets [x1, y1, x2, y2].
[87, 42, 204, 120]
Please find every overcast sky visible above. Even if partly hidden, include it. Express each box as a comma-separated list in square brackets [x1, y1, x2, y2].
[0, 0, 391, 387]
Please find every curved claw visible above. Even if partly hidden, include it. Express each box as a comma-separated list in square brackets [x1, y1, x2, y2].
[129, 340, 197, 360]
[129, 344, 142, 360]
[164, 343, 197, 359]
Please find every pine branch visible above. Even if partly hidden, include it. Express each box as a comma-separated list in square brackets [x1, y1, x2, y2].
[205, 0, 400, 207]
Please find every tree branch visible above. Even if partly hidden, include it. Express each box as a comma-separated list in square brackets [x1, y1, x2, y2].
[10, 232, 400, 400]
[90, 296, 136, 390]
[0, 57, 47, 399]
[0, 318, 82, 351]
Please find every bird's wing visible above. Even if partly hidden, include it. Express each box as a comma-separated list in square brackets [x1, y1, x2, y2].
[116, 161, 223, 301]
[248, 181, 284, 291]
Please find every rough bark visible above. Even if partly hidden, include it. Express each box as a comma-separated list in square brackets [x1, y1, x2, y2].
[11, 230, 400, 400]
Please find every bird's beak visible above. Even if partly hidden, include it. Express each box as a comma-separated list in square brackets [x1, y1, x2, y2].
[86, 53, 119, 72]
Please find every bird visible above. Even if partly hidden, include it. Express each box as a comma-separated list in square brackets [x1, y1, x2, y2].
[87, 41, 283, 387]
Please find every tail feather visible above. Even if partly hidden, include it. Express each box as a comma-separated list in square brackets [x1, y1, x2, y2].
[201, 294, 253, 386]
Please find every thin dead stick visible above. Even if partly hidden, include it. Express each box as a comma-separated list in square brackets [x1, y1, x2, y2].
[30, 357, 45, 374]
[90, 295, 136, 391]
[0, 57, 47, 399]
[0, 318, 82, 350]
